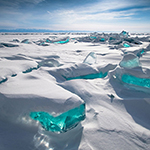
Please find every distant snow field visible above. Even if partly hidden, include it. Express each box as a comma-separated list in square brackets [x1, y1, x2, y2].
[0, 31, 150, 150]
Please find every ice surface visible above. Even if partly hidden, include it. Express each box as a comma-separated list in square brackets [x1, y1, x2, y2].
[0, 32, 150, 150]
[119, 53, 140, 68]
[83, 52, 97, 65]
[30, 103, 85, 133]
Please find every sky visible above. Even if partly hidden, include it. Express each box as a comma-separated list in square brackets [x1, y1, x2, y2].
[0, 0, 150, 32]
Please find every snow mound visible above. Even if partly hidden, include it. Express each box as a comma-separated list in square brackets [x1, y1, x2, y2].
[0, 70, 84, 122]
[48, 63, 117, 81]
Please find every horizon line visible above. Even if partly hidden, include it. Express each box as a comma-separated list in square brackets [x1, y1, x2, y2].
[0, 29, 149, 33]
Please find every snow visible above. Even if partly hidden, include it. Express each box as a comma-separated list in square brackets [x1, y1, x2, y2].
[0, 31, 150, 150]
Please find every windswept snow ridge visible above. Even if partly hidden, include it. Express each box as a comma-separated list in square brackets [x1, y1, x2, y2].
[0, 31, 150, 150]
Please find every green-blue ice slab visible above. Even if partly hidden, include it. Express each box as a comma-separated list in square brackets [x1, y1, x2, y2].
[100, 38, 105, 42]
[122, 74, 150, 88]
[65, 72, 108, 80]
[140, 49, 145, 54]
[30, 103, 85, 133]
[54, 39, 69, 44]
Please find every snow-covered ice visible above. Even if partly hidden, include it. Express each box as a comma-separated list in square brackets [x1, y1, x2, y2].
[0, 31, 150, 150]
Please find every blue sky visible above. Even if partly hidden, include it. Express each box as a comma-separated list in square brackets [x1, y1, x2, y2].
[0, 0, 150, 32]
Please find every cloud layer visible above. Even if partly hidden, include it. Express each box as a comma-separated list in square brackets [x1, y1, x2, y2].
[0, 0, 150, 32]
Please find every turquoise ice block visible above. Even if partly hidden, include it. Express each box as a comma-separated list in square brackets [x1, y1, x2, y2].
[30, 103, 85, 133]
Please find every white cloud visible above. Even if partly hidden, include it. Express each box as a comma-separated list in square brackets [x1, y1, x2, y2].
[0, 0, 150, 32]
[45, 0, 150, 32]
[23, 0, 45, 4]
[0, 21, 20, 28]
[46, 0, 150, 27]
[47, 8, 135, 25]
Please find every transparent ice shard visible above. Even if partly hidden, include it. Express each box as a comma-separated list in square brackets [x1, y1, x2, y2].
[90, 36, 97, 39]
[65, 72, 107, 80]
[100, 38, 105, 42]
[30, 103, 85, 133]
[21, 39, 31, 44]
[120, 30, 129, 37]
[109, 37, 115, 41]
[122, 74, 150, 88]
[137, 49, 145, 57]
[123, 43, 130, 47]
[119, 53, 140, 69]
[140, 49, 145, 55]
[12, 39, 20, 43]
[38, 58, 60, 67]
[83, 52, 97, 65]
